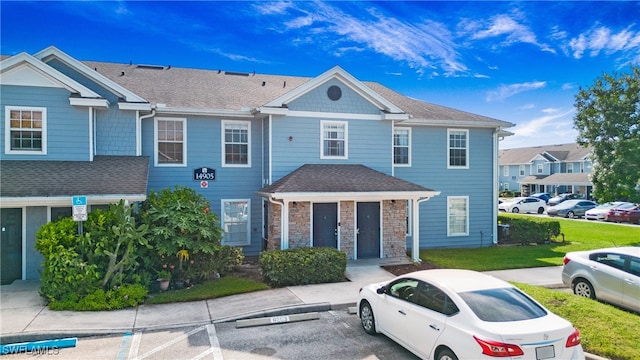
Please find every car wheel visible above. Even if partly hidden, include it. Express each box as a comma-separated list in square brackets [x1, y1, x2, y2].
[537, 207, 545, 214]
[567, 211, 575, 219]
[573, 279, 596, 299]
[436, 348, 458, 360]
[511, 207, 519, 213]
[359, 301, 376, 335]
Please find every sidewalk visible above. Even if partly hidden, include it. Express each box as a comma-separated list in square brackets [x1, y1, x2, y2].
[0, 263, 565, 344]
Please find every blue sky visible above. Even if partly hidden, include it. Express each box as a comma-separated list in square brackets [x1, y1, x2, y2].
[2, 1, 639, 149]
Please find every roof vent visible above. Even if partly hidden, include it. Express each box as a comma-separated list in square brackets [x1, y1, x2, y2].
[136, 64, 166, 70]
[225, 71, 250, 77]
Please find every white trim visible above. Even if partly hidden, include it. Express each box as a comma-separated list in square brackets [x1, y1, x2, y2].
[393, 127, 411, 167]
[69, 98, 109, 108]
[0, 52, 102, 99]
[154, 117, 187, 167]
[222, 120, 252, 168]
[259, 191, 441, 203]
[221, 199, 251, 246]
[447, 196, 469, 237]
[265, 66, 404, 114]
[258, 108, 409, 121]
[400, 118, 514, 128]
[119, 103, 153, 111]
[320, 120, 348, 159]
[34, 46, 147, 103]
[447, 128, 469, 169]
[4, 106, 47, 155]
[0, 195, 147, 208]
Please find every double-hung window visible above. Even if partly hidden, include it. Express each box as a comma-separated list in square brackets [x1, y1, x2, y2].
[447, 196, 469, 236]
[222, 200, 250, 246]
[155, 117, 186, 166]
[393, 127, 411, 166]
[223, 120, 250, 167]
[5, 106, 46, 154]
[321, 121, 347, 159]
[447, 129, 468, 168]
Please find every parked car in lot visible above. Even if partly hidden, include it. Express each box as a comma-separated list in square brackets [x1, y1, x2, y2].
[604, 203, 640, 224]
[498, 197, 547, 214]
[562, 247, 640, 313]
[358, 269, 584, 360]
[548, 193, 584, 207]
[530, 192, 552, 203]
[585, 201, 629, 221]
[547, 200, 598, 218]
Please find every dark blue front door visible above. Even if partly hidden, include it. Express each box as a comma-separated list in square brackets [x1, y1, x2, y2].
[313, 203, 337, 248]
[1, 208, 22, 284]
[357, 202, 380, 258]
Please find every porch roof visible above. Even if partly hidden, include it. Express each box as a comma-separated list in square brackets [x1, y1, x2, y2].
[519, 172, 592, 186]
[257, 164, 439, 201]
[0, 156, 149, 207]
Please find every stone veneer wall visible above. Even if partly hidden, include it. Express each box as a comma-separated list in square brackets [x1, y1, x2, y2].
[266, 202, 281, 250]
[382, 200, 408, 258]
[339, 201, 355, 259]
[288, 201, 311, 248]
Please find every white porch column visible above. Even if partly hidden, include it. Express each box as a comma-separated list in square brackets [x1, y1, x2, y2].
[412, 199, 420, 262]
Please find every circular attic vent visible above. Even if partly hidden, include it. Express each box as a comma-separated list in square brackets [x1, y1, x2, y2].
[327, 85, 342, 101]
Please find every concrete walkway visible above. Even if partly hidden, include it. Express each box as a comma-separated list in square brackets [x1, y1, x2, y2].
[1, 263, 565, 344]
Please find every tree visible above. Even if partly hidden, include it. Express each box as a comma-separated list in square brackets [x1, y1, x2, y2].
[573, 65, 640, 203]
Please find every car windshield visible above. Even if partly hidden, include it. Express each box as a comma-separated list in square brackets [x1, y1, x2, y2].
[616, 203, 636, 210]
[458, 288, 547, 322]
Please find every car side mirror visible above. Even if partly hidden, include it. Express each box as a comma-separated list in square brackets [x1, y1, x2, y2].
[376, 286, 387, 295]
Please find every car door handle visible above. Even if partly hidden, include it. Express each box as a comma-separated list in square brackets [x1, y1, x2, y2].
[429, 324, 440, 331]
[624, 278, 634, 285]
[590, 265, 598, 271]
[398, 310, 406, 315]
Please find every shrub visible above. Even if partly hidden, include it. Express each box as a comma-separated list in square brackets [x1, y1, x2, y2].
[259, 247, 347, 287]
[49, 284, 148, 311]
[498, 215, 561, 244]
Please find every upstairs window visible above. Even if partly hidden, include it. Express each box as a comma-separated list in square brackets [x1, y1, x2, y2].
[503, 166, 509, 176]
[448, 129, 468, 168]
[6, 106, 46, 154]
[155, 118, 186, 166]
[393, 127, 411, 166]
[537, 164, 543, 174]
[321, 121, 347, 159]
[519, 165, 525, 176]
[223, 120, 250, 167]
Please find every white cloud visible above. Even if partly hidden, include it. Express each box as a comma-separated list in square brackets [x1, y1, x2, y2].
[569, 25, 640, 59]
[486, 81, 547, 102]
[464, 14, 552, 53]
[500, 108, 577, 148]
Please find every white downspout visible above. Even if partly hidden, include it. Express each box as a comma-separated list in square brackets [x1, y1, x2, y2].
[391, 120, 395, 177]
[267, 197, 288, 249]
[493, 128, 500, 244]
[89, 107, 94, 161]
[137, 109, 156, 156]
[268, 114, 273, 184]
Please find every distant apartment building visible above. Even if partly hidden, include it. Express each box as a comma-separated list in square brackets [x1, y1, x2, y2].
[499, 143, 593, 197]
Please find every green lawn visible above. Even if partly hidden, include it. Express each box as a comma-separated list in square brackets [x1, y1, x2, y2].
[421, 215, 639, 271]
[146, 276, 269, 305]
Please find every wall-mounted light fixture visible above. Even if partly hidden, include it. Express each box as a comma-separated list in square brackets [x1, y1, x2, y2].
[289, 136, 293, 142]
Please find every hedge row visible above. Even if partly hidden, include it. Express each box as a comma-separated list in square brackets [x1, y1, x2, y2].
[498, 215, 561, 244]
[259, 247, 347, 287]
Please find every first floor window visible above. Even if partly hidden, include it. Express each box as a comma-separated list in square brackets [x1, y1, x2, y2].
[321, 121, 347, 158]
[448, 129, 468, 168]
[222, 200, 250, 246]
[447, 196, 468, 236]
[6, 106, 46, 154]
[223, 120, 250, 166]
[393, 128, 410, 165]
[156, 118, 186, 165]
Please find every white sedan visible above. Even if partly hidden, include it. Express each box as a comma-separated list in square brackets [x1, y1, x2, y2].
[358, 269, 584, 360]
[498, 197, 547, 214]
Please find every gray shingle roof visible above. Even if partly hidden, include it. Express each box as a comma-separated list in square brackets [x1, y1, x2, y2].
[1, 156, 149, 197]
[499, 143, 592, 165]
[259, 164, 434, 194]
[82, 61, 510, 125]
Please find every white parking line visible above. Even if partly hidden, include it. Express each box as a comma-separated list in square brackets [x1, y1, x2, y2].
[127, 332, 142, 360]
[132, 327, 204, 360]
[205, 324, 224, 360]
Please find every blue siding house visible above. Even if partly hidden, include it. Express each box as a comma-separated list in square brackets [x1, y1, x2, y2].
[498, 144, 593, 198]
[1, 46, 513, 283]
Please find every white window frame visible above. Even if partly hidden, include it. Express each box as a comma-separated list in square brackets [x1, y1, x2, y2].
[154, 117, 187, 167]
[503, 166, 509, 177]
[393, 127, 411, 166]
[222, 120, 251, 167]
[320, 120, 348, 159]
[519, 165, 525, 176]
[447, 129, 469, 169]
[221, 199, 251, 246]
[5, 106, 47, 155]
[537, 164, 543, 174]
[447, 196, 469, 236]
